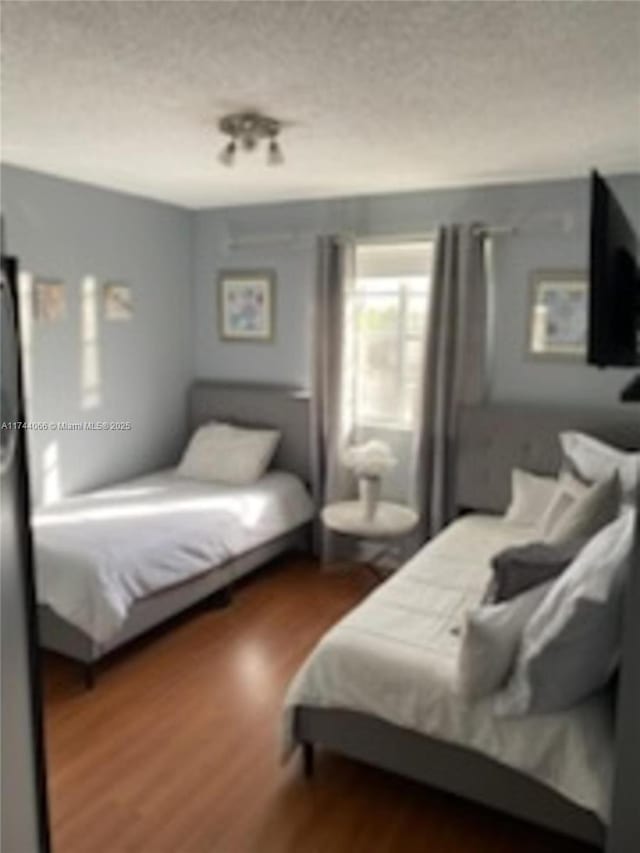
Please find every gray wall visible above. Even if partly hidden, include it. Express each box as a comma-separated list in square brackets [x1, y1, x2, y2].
[1, 165, 193, 505]
[3, 165, 638, 504]
[193, 174, 640, 406]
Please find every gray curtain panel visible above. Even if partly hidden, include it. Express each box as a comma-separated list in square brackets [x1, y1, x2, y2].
[411, 224, 489, 542]
[311, 236, 356, 554]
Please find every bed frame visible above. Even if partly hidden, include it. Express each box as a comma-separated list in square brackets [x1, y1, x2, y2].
[37, 380, 313, 686]
[294, 402, 640, 851]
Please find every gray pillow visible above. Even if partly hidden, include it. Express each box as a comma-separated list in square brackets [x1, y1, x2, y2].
[489, 541, 579, 603]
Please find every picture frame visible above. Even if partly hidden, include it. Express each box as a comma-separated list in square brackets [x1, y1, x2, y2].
[33, 279, 66, 323]
[527, 270, 588, 361]
[103, 282, 133, 321]
[217, 269, 275, 342]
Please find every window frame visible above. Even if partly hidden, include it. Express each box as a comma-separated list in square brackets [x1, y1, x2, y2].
[346, 247, 433, 432]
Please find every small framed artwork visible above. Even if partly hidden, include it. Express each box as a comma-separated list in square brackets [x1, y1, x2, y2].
[104, 282, 133, 321]
[527, 270, 588, 360]
[218, 269, 275, 342]
[34, 279, 66, 323]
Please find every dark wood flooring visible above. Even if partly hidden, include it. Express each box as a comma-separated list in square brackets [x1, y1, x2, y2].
[42, 556, 594, 853]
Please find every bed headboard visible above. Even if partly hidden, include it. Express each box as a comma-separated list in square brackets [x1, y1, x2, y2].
[456, 402, 640, 514]
[188, 380, 311, 485]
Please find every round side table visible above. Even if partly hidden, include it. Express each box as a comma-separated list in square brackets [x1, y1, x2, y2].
[321, 501, 419, 576]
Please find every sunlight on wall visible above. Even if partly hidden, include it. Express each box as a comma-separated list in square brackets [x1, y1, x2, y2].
[81, 275, 102, 408]
[17, 271, 33, 406]
[42, 441, 61, 506]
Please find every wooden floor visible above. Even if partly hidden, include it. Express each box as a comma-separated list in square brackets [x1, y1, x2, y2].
[42, 556, 594, 853]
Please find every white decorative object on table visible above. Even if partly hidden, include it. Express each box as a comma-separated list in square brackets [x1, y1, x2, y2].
[343, 440, 396, 521]
[358, 476, 381, 521]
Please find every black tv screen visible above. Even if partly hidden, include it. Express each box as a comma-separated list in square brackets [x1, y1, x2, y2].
[588, 171, 639, 367]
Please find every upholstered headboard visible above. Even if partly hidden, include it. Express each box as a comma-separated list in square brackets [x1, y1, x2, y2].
[456, 403, 640, 514]
[188, 380, 311, 485]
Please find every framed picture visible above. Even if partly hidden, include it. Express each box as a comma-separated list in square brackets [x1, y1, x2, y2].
[34, 279, 65, 323]
[527, 270, 588, 360]
[218, 269, 275, 341]
[104, 282, 133, 321]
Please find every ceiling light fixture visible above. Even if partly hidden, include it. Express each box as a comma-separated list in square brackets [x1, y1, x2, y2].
[218, 111, 284, 167]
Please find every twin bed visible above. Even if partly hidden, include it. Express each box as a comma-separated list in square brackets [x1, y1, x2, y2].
[285, 403, 640, 851]
[284, 513, 614, 836]
[35, 382, 314, 685]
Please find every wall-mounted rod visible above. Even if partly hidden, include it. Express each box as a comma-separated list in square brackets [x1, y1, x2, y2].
[473, 224, 518, 237]
[226, 223, 520, 251]
[340, 225, 516, 244]
[227, 233, 299, 250]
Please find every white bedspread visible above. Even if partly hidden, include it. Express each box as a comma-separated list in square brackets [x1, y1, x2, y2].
[35, 469, 314, 645]
[283, 514, 614, 823]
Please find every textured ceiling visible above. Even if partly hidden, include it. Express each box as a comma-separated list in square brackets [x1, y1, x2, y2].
[2, 0, 639, 209]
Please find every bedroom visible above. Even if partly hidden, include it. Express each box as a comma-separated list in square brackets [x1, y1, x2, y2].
[1, 2, 639, 853]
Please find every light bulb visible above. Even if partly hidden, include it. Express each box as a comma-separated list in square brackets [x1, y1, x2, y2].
[267, 137, 284, 166]
[218, 140, 236, 166]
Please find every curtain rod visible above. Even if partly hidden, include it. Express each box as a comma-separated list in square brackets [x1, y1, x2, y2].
[338, 225, 516, 244]
[340, 231, 436, 245]
[226, 224, 517, 250]
[226, 233, 300, 250]
[477, 224, 517, 237]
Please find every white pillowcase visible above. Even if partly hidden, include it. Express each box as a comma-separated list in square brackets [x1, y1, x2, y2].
[543, 474, 621, 547]
[456, 582, 552, 701]
[504, 469, 558, 527]
[178, 421, 280, 486]
[537, 471, 589, 537]
[561, 431, 640, 505]
[495, 510, 636, 716]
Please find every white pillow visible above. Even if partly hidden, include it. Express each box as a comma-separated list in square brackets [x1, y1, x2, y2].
[504, 469, 558, 527]
[495, 510, 636, 716]
[560, 431, 640, 505]
[178, 422, 280, 486]
[456, 582, 552, 701]
[543, 474, 621, 547]
[537, 471, 590, 537]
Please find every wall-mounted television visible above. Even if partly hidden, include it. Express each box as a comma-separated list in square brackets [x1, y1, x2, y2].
[588, 170, 639, 370]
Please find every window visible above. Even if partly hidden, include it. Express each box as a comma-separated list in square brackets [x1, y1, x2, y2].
[344, 240, 434, 431]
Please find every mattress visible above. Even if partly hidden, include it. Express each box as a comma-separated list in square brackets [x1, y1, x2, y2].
[283, 514, 614, 823]
[34, 469, 314, 644]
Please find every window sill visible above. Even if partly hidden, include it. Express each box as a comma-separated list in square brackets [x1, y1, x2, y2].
[355, 422, 414, 434]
